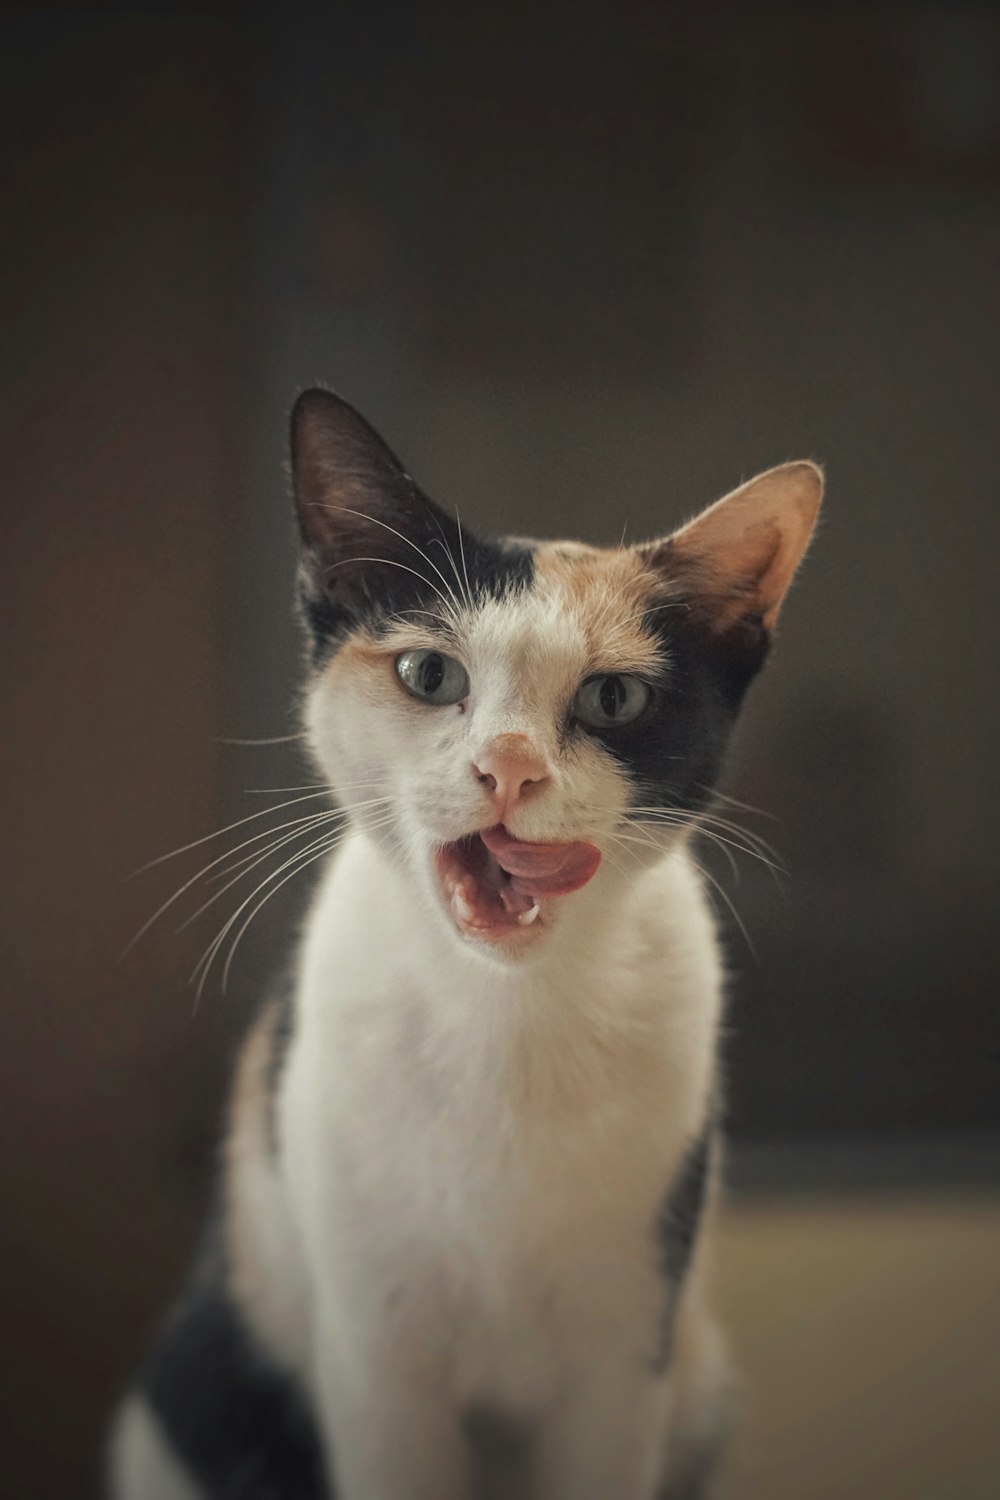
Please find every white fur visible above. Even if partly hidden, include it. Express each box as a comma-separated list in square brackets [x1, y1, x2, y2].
[241, 581, 732, 1498]
[109, 1397, 204, 1500]
[113, 444, 823, 1496]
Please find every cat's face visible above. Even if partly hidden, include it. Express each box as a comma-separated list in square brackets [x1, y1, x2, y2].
[293, 391, 821, 962]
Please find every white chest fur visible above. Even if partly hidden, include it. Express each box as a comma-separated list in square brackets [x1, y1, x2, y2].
[278, 833, 720, 1429]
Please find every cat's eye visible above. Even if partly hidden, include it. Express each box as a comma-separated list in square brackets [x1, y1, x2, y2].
[574, 674, 651, 729]
[396, 649, 470, 706]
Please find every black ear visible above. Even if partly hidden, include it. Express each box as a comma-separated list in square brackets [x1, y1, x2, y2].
[290, 388, 466, 633]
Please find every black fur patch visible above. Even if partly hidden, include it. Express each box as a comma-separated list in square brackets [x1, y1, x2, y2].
[589, 605, 769, 821]
[461, 1403, 533, 1496]
[651, 1124, 714, 1372]
[297, 531, 535, 663]
[290, 388, 534, 659]
[265, 985, 296, 1156]
[656, 1429, 728, 1500]
[138, 1224, 329, 1498]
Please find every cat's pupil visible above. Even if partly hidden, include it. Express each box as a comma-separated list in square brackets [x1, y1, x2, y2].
[421, 653, 445, 695]
[600, 676, 625, 718]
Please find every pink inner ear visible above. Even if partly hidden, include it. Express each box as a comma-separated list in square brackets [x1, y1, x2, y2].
[660, 462, 823, 632]
[683, 519, 786, 630]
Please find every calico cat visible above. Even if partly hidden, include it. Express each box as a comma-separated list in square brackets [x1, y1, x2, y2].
[110, 389, 822, 1500]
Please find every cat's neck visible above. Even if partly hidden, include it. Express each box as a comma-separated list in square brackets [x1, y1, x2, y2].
[292, 830, 720, 1140]
[298, 828, 709, 1033]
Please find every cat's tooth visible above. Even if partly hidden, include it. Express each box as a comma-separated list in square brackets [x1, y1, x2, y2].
[454, 885, 477, 923]
[517, 903, 540, 926]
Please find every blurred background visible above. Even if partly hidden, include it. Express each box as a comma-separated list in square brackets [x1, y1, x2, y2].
[2, 3, 999, 1497]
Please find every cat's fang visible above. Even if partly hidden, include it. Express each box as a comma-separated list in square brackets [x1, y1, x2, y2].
[517, 904, 540, 926]
[453, 884, 477, 924]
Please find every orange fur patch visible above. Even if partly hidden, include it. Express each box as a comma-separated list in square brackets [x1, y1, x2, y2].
[532, 542, 675, 673]
[223, 1001, 280, 1299]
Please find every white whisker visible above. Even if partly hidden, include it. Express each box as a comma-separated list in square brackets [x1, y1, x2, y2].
[129, 790, 341, 875]
[120, 806, 348, 959]
[191, 829, 354, 998]
[179, 812, 346, 929]
[427, 521, 472, 613]
[692, 854, 758, 963]
[243, 780, 386, 796]
[326, 505, 464, 617]
[625, 807, 783, 875]
[213, 732, 306, 746]
[193, 814, 398, 998]
[453, 507, 475, 611]
[323, 553, 456, 615]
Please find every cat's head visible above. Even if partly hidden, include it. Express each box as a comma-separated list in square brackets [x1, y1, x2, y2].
[291, 389, 821, 964]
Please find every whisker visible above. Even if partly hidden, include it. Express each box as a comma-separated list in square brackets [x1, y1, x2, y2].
[129, 789, 341, 875]
[606, 826, 671, 857]
[588, 576, 646, 639]
[193, 813, 398, 998]
[180, 812, 346, 928]
[603, 833, 649, 873]
[325, 505, 464, 617]
[697, 812, 783, 871]
[204, 814, 340, 883]
[624, 807, 783, 875]
[702, 785, 777, 821]
[698, 827, 739, 882]
[191, 828, 354, 998]
[693, 855, 758, 962]
[604, 822, 757, 956]
[630, 598, 690, 625]
[184, 795, 394, 925]
[600, 846, 631, 879]
[323, 553, 456, 614]
[213, 732, 306, 746]
[453, 507, 475, 611]
[244, 783, 330, 794]
[427, 521, 471, 613]
[218, 832, 370, 997]
[120, 807, 349, 958]
[243, 779, 387, 796]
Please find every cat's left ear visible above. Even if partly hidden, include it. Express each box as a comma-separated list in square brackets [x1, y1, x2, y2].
[642, 461, 823, 633]
[290, 387, 463, 623]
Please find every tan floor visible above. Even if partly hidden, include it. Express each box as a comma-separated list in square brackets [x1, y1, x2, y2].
[714, 1197, 1000, 1500]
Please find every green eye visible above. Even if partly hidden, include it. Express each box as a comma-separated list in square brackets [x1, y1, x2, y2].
[574, 674, 651, 729]
[396, 649, 469, 705]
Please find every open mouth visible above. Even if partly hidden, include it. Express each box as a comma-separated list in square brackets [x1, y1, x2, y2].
[435, 825, 602, 942]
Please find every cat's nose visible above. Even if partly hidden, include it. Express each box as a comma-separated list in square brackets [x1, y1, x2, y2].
[472, 734, 551, 820]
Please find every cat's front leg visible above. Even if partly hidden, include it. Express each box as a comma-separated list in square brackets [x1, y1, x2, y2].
[532, 1359, 673, 1500]
[315, 1312, 472, 1500]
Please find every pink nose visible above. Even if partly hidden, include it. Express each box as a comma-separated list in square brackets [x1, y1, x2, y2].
[472, 734, 551, 820]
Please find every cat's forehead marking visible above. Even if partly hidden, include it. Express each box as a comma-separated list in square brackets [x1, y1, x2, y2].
[531, 540, 669, 671]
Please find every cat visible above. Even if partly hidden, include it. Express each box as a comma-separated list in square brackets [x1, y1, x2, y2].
[109, 388, 822, 1500]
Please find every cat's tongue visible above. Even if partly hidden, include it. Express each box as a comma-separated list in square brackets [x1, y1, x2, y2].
[480, 826, 602, 900]
[437, 828, 602, 940]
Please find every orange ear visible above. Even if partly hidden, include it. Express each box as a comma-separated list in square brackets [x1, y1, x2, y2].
[650, 462, 823, 632]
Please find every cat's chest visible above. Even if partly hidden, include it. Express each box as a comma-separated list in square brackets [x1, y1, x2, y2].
[288, 844, 716, 1252]
[287, 1010, 683, 1405]
[282, 839, 717, 1384]
[289, 956, 701, 1317]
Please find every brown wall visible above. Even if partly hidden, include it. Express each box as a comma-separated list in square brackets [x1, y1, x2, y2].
[0, 13, 251, 1495]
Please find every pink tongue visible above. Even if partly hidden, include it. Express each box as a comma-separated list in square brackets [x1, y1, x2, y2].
[480, 826, 602, 899]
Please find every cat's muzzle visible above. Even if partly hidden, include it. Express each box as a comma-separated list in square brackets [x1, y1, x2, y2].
[434, 825, 601, 944]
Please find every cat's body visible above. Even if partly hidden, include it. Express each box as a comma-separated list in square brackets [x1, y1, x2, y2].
[111, 391, 822, 1500]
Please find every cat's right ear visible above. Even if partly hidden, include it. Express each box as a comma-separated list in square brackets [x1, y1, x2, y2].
[290, 388, 456, 627]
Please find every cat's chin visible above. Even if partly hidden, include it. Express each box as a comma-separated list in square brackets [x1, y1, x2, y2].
[433, 827, 602, 950]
